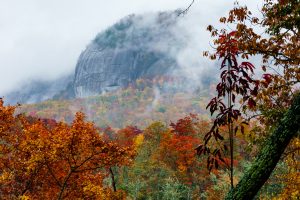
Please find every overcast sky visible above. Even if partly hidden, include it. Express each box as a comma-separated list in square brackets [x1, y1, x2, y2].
[0, 0, 260, 95]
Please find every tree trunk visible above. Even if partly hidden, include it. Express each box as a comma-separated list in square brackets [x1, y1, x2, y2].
[225, 93, 300, 200]
[109, 167, 117, 192]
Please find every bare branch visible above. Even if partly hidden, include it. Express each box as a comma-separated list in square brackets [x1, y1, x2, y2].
[177, 0, 195, 16]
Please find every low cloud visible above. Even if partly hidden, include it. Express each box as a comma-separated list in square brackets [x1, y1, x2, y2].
[0, 0, 261, 95]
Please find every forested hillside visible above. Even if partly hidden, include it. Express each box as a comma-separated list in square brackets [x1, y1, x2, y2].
[19, 77, 212, 128]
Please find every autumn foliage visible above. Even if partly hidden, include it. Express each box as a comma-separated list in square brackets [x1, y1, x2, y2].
[0, 98, 135, 199]
[163, 114, 202, 178]
[203, 0, 300, 198]
[1, 1, 299, 199]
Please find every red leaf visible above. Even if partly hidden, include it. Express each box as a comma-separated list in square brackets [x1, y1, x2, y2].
[241, 125, 245, 134]
[248, 98, 256, 108]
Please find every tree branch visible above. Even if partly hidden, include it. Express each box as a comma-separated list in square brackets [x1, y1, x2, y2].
[177, 0, 195, 16]
[225, 93, 300, 199]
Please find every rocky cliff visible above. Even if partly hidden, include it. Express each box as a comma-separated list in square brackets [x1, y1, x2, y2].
[73, 11, 184, 97]
[5, 10, 199, 104]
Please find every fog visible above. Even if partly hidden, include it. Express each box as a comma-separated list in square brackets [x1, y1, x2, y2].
[0, 0, 261, 95]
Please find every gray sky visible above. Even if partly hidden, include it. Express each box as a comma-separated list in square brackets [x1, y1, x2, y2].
[0, 0, 260, 95]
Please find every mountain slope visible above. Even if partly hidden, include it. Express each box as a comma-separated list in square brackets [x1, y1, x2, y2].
[74, 11, 184, 97]
[4, 74, 74, 105]
[5, 10, 214, 104]
[18, 78, 212, 128]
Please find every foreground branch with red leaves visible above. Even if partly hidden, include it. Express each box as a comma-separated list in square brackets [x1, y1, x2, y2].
[201, 0, 300, 199]
[197, 30, 259, 191]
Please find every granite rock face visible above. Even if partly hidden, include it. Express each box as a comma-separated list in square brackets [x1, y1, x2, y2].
[4, 11, 189, 104]
[73, 11, 183, 97]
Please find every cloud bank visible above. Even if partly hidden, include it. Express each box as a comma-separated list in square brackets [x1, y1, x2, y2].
[0, 0, 261, 95]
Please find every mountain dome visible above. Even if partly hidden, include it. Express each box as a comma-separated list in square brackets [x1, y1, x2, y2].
[73, 11, 185, 97]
